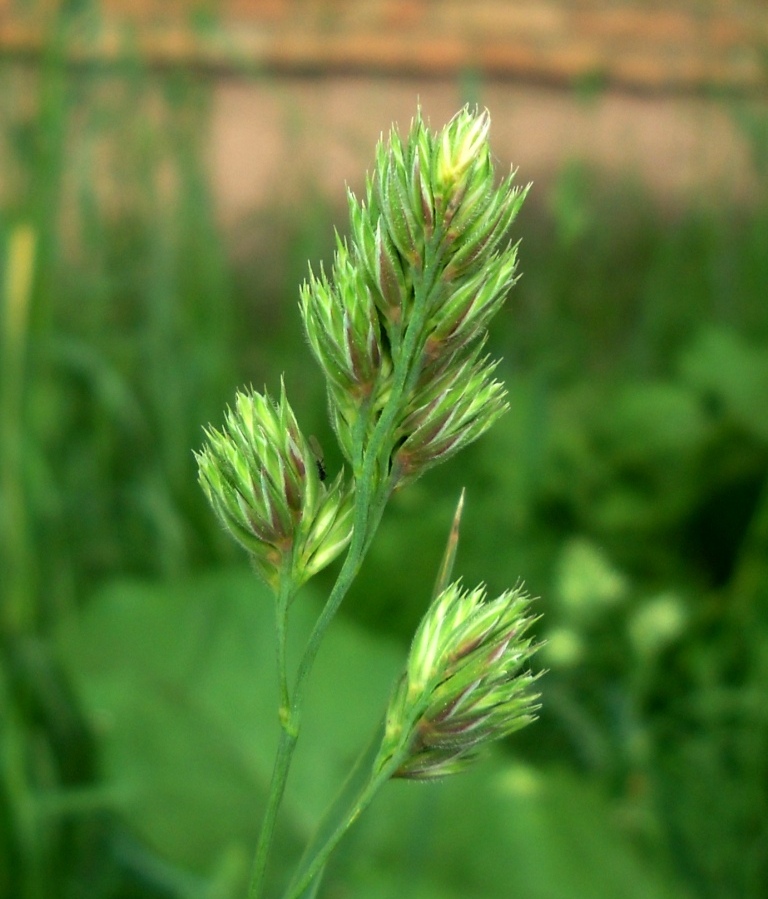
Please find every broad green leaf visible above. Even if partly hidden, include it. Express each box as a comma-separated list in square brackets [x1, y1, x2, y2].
[356, 761, 691, 899]
[58, 567, 690, 898]
[56, 567, 400, 885]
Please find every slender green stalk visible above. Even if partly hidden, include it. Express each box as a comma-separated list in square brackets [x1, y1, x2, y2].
[246, 313, 431, 896]
[357, 235, 446, 484]
[275, 577, 295, 720]
[297, 873, 325, 899]
[283, 759, 402, 899]
[247, 463, 386, 899]
[284, 720, 398, 899]
[0, 225, 36, 638]
[1, 226, 45, 899]
[247, 727, 299, 899]
[247, 574, 299, 899]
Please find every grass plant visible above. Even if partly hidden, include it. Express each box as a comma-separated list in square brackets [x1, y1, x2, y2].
[1, 12, 768, 897]
[196, 108, 543, 897]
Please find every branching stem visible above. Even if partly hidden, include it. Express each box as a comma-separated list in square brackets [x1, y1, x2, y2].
[248, 231, 446, 899]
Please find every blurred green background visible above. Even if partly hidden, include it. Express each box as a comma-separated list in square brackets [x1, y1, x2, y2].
[1, 2, 768, 898]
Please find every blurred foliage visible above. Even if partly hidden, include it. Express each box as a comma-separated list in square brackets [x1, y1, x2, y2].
[1, 7, 768, 899]
[55, 569, 688, 899]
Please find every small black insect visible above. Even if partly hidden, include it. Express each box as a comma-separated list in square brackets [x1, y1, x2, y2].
[309, 435, 326, 482]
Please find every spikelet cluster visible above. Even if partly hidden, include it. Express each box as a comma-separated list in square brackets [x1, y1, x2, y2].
[196, 385, 353, 591]
[301, 107, 529, 487]
[377, 582, 541, 779]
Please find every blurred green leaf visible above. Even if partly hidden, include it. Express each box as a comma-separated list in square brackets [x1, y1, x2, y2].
[56, 567, 400, 889]
[679, 327, 768, 443]
[597, 382, 709, 460]
[58, 568, 690, 898]
[556, 536, 628, 620]
[348, 760, 690, 899]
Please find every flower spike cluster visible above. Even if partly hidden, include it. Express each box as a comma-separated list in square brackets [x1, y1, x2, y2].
[377, 581, 541, 780]
[392, 346, 507, 486]
[197, 109, 542, 897]
[301, 106, 529, 487]
[196, 385, 353, 591]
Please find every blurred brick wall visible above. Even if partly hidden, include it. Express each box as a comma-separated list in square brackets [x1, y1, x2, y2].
[1, 0, 767, 92]
[0, 1, 765, 220]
